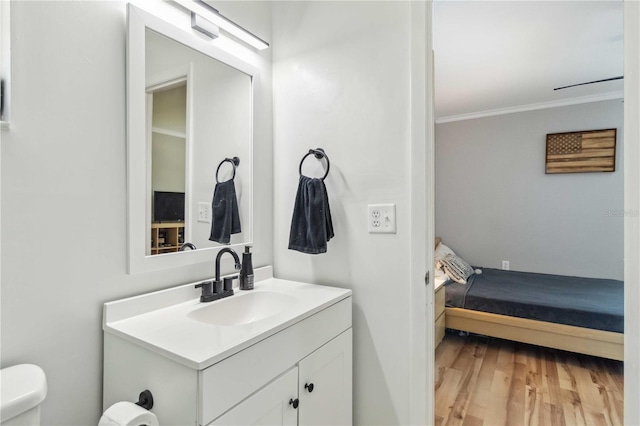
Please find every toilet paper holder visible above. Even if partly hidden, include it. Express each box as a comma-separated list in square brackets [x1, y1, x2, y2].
[134, 390, 153, 410]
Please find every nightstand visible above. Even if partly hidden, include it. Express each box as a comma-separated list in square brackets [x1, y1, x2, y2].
[435, 278, 446, 347]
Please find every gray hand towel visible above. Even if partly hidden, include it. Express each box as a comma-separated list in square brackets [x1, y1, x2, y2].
[288, 176, 334, 254]
[209, 179, 241, 244]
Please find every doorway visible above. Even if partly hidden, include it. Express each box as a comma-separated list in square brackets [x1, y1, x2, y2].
[428, 2, 635, 424]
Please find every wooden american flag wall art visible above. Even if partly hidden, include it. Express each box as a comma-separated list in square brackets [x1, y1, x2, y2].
[545, 129, 616, 174]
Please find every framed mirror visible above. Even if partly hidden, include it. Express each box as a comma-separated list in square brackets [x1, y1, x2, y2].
[127, 4, 257, 273]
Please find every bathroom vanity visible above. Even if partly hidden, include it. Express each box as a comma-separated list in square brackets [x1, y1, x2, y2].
[103, 267, 352, 425]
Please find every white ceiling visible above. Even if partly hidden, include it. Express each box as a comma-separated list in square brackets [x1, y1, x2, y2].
[433, 1, 624, 122]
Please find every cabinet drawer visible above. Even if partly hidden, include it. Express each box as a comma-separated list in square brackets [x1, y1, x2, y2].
[199, 297, 352, 425]
[435, 313, 445, 347]
[435, 286, 445, 319]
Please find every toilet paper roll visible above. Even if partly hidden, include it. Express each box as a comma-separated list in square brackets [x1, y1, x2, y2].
[99, 401, 159, 426]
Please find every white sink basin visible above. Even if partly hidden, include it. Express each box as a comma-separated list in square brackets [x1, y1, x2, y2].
[103, 269, 352, 369]
[187, 291, 297, 326]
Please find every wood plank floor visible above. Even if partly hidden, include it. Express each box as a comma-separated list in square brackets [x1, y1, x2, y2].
[435, 332, 624, 426]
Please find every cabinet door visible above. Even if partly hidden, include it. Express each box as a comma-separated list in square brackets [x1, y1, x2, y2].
[298, 329, 352, 426]
[210, 367, 298, 426]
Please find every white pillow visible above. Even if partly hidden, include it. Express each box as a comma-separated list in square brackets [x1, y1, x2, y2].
[434, 243, 455, 269]
[440, 253, 474, 284]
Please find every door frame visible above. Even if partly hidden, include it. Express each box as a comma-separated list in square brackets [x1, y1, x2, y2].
[624, 2, 639, 423]
[409, 1, 434, 423]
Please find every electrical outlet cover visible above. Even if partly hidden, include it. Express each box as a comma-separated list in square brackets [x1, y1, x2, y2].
[198, 202, 211, 223]
[368, 204, 396, 234]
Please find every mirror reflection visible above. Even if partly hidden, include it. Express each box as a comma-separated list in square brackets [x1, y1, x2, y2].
[149, 83, 187, 254]
[145, 29, 252, 256]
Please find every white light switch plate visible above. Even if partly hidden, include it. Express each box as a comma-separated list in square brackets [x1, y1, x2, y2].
[198, 202, 211, 223]
[368, 204, 396, 234]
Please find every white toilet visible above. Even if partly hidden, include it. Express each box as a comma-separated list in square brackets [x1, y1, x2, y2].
[0, 364, 47, 426]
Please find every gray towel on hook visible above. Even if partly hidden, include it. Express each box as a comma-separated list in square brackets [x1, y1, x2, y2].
[209, 179, 241, 244]
[288, 176, 334, 254]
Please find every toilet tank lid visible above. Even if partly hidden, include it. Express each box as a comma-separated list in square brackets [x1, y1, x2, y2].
[0, 364, 47, 422]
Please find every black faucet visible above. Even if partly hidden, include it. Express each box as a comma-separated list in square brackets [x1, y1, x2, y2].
[195, 248, 241, 302]
[179, 242, 197, 251]
[216, 247, 241, 283]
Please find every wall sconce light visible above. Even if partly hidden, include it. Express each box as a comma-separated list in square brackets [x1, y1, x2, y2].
[175, 0, 269, 50]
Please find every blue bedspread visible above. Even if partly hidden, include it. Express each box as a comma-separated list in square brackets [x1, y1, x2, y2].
[444, 268, 623, 333]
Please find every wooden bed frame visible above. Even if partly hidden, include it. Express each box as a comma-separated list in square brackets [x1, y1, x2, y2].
[445, 307, 624, 361]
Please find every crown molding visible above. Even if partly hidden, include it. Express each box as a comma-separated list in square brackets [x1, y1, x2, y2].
[435, 91, 624, 124]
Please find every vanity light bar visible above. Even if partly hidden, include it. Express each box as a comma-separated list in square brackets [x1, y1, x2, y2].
[191, 12, 219, 39]
[174, 0, 269, 50]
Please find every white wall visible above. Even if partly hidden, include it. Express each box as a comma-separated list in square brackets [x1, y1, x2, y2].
[0, 2, 273, 425]
[152, 133, 186, 192]
[151, 85, 186, 194]
[435, 100, 624, 280]
[272, 2, 420, 423]
[150, 83, 186, 134]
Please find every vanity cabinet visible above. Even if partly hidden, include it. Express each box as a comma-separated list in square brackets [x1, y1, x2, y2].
[103, 279, 352, 426]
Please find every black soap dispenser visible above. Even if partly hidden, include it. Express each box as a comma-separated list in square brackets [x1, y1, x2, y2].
[239, 246, 254, 290]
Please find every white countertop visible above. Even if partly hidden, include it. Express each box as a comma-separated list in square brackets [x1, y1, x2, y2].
[103, 268, 352, 370]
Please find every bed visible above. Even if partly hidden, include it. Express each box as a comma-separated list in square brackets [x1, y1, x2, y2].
[438, 257, 624, 361]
